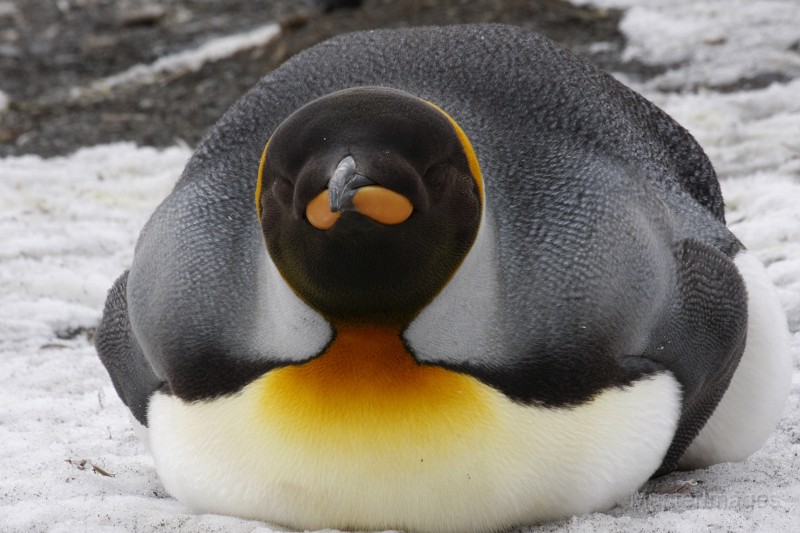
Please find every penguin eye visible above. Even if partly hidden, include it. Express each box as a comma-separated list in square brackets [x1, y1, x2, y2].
[423, 162, 454, 188]
[270, 178, 294, 207]
[423, 162, 449, 180]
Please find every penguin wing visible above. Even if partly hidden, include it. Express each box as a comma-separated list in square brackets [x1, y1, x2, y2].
[96, 271, 164, 426]
[648, 239, 748, 474]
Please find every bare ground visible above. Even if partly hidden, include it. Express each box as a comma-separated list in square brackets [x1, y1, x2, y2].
[0, 0, 646, 157]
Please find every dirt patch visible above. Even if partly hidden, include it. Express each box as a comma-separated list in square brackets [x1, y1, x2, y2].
[0, 0, 636, 157]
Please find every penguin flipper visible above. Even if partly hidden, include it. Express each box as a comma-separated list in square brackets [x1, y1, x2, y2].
[96, 271, 164, 426]
[678, 251, 792, 469]
[650, 239, 749, 476]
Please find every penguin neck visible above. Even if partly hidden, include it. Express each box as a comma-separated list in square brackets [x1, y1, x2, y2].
[248, 320, 497, 462]
[255, 322, 486, 420]
[289, 324, 423, 398]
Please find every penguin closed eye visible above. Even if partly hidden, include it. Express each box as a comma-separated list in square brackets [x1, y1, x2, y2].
[96, 24, 792, 533]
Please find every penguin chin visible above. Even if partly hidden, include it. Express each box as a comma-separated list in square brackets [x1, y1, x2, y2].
[292, 259, 435, 326]
[265, 196, 480, 325]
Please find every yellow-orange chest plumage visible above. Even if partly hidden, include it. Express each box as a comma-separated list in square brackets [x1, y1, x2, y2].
[253, 325, 496, 456]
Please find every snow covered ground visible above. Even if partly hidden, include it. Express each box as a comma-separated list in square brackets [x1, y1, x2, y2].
[1, 0, 799, 531]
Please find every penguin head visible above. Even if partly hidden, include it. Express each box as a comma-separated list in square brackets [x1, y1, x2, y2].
[257, 87, 483, 325]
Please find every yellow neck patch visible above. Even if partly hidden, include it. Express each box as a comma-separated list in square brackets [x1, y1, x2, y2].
[422, 99, 485, 202]
[255, 139, 269, 219]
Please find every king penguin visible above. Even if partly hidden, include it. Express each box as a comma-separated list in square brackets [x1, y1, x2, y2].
[96, 24, 792, 533]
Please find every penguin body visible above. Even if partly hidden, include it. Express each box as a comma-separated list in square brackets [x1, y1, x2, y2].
[96, 24, 792, 532]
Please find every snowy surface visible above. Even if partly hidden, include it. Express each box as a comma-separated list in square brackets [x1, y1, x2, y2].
[572, 0, 800, 90]
[2, 1, 800, 532]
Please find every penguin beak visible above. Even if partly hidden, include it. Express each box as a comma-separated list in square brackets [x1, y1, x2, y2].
[305, 156, 414, 230]
[327, 155, 375, 213]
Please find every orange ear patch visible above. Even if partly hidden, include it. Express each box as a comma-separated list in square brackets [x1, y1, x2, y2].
[352, 186, 414, 225]
[306, 190, 341, 230]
